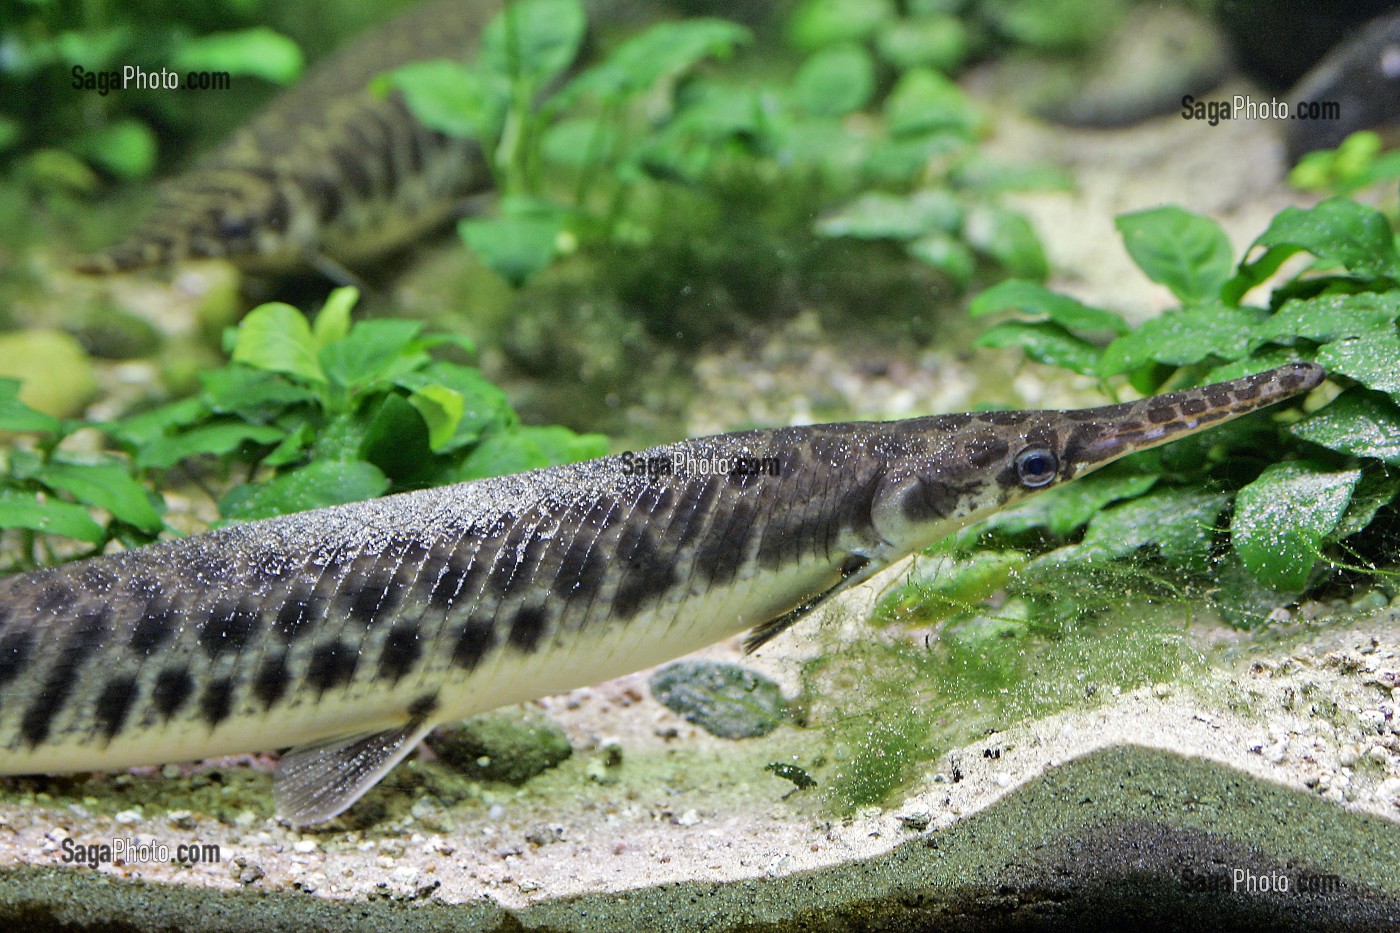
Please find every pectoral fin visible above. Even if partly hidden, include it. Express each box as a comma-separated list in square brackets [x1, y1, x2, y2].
[274, 718, 436, 825]
[743, 555, 877, 653]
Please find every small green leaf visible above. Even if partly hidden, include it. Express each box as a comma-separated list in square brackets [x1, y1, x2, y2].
[172, 27, 303, 83]
[792, 44, 875, 117]
[313, 286, 357, 347]
[906, 233, 975, 287]
[481, 0, 586, 87]
[219, 460, 388, 521]
[319, 319, 425, 392]
[396, 363, 513, 451]
[884, 68, 978, 137]
[1240, 196, 1400, 282]
[1331, 469, 1400, 541]
[969, 279, 1129, 334]
[1073, 488, 1230, 565]
[980, 471, 1159, 538]
[408, 384, 465, 452]
[874, 14, 966, 72]
[0, 489, 105, 544]
[555, 19, 749, 105]
[232, 303, 325, 384]
[1115, 206, 1233, 305]
[384, 60, 507, 140]
[963, 205, 1047, 280]
[974, 321, 1100, 375]
[199, 367, 318, 423]
[36, 461, 163, 533]
[455, 425, 603, 480]
[1289, 388, 1400, 464]
[0, 379, 62, 434]
[1232, 461, 1360, 590]
[459, 204, 566, 286]
[1316, 334, 1400, 394]
[135, 421, 285, 470]
[71, 119, 157, 180]
[816, 190, 962, 241]
[106, 397, 207, 449]
[360, 393, 435, 486]
[787, 0, 894, 51]
[1097, 305, 1262, 378]
[540, 117, 618, 170]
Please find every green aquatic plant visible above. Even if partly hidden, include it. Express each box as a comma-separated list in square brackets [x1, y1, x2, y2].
[387, 0, 1058, 292]
[1290, 131, 1400, 199]
[964, 197, 1400, 612]
[0, 0, 303, 188]
[0, 288, 604, 567]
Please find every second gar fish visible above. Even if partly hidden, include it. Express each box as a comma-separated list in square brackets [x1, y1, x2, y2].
[0, 363, 1325, 823]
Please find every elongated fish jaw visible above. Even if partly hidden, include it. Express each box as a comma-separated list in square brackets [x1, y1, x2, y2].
[869, 363, 1326, 555]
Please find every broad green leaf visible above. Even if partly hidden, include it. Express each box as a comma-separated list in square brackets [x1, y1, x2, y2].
[135, 421, 285, 470]
[963, 205, 1047, 280]
[219, 460, 388, 521]
[979, 471, 1159, 538]
[172, 27, 303, 83]
[200, 367, 317, 423]
[481, 0, 586, 87]
[969, 279, 1129, 334]
[1075, 488, 1230, 564]
[0, 489, 104, 544]
[981, 0, 1120, 50]
[36, 462, 162, 533]
[319, 319, 425, 392]
[1232, 461, 1360, 590]
[792, 44, 875, 117]
[787, 0, 894, 51]
[816, 190, 962, 240]
[1239, 196, 1400, 283]
[1115, 206, 1233, 305]
[232, 303, 325, 384]
[1251, 293, 1400, 347]
[360, 393, 435, 487]
[973, 321, 1100, 375]
[555, 19, 749, 105]
[313, 286, 357, 347]
[0, 379, 61, 434]
[384, 60, 507, 140]
[1316, 333, 1400, 393]
[455, 424, 603, 480]
[1289, 388, 1400, 464]
[1097, 305, 1261, 378]
[884, 68, 978, 137]
[1205, 347, 1308, 384]
[408, 384, 465, 452]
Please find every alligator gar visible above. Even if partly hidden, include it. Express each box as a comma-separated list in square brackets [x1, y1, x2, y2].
[0, 363, 1324, 823]
[75, 0, 500, 276]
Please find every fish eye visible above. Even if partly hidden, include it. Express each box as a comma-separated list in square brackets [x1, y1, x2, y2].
[1015, 447, 1058, 487]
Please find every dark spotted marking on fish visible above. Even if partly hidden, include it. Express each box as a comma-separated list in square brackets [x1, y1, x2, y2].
[0, 364, 1326, 825]
[200, 677, 236, 728]
[94, 677, 140, 743]
[199, 601, 262, 658]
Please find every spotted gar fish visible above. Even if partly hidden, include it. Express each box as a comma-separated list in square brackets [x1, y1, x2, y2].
[0, 364, 1324, 823]
[75, 0, 499, 276]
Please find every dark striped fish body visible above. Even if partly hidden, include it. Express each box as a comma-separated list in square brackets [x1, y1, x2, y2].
[76, 0, 498, 275]
[0, 364, 1324, 822]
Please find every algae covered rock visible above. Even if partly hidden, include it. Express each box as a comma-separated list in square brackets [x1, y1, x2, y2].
[0, 329, 97, 417]
[649, 660, 788, 739]
[428, 710, 572, 785]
